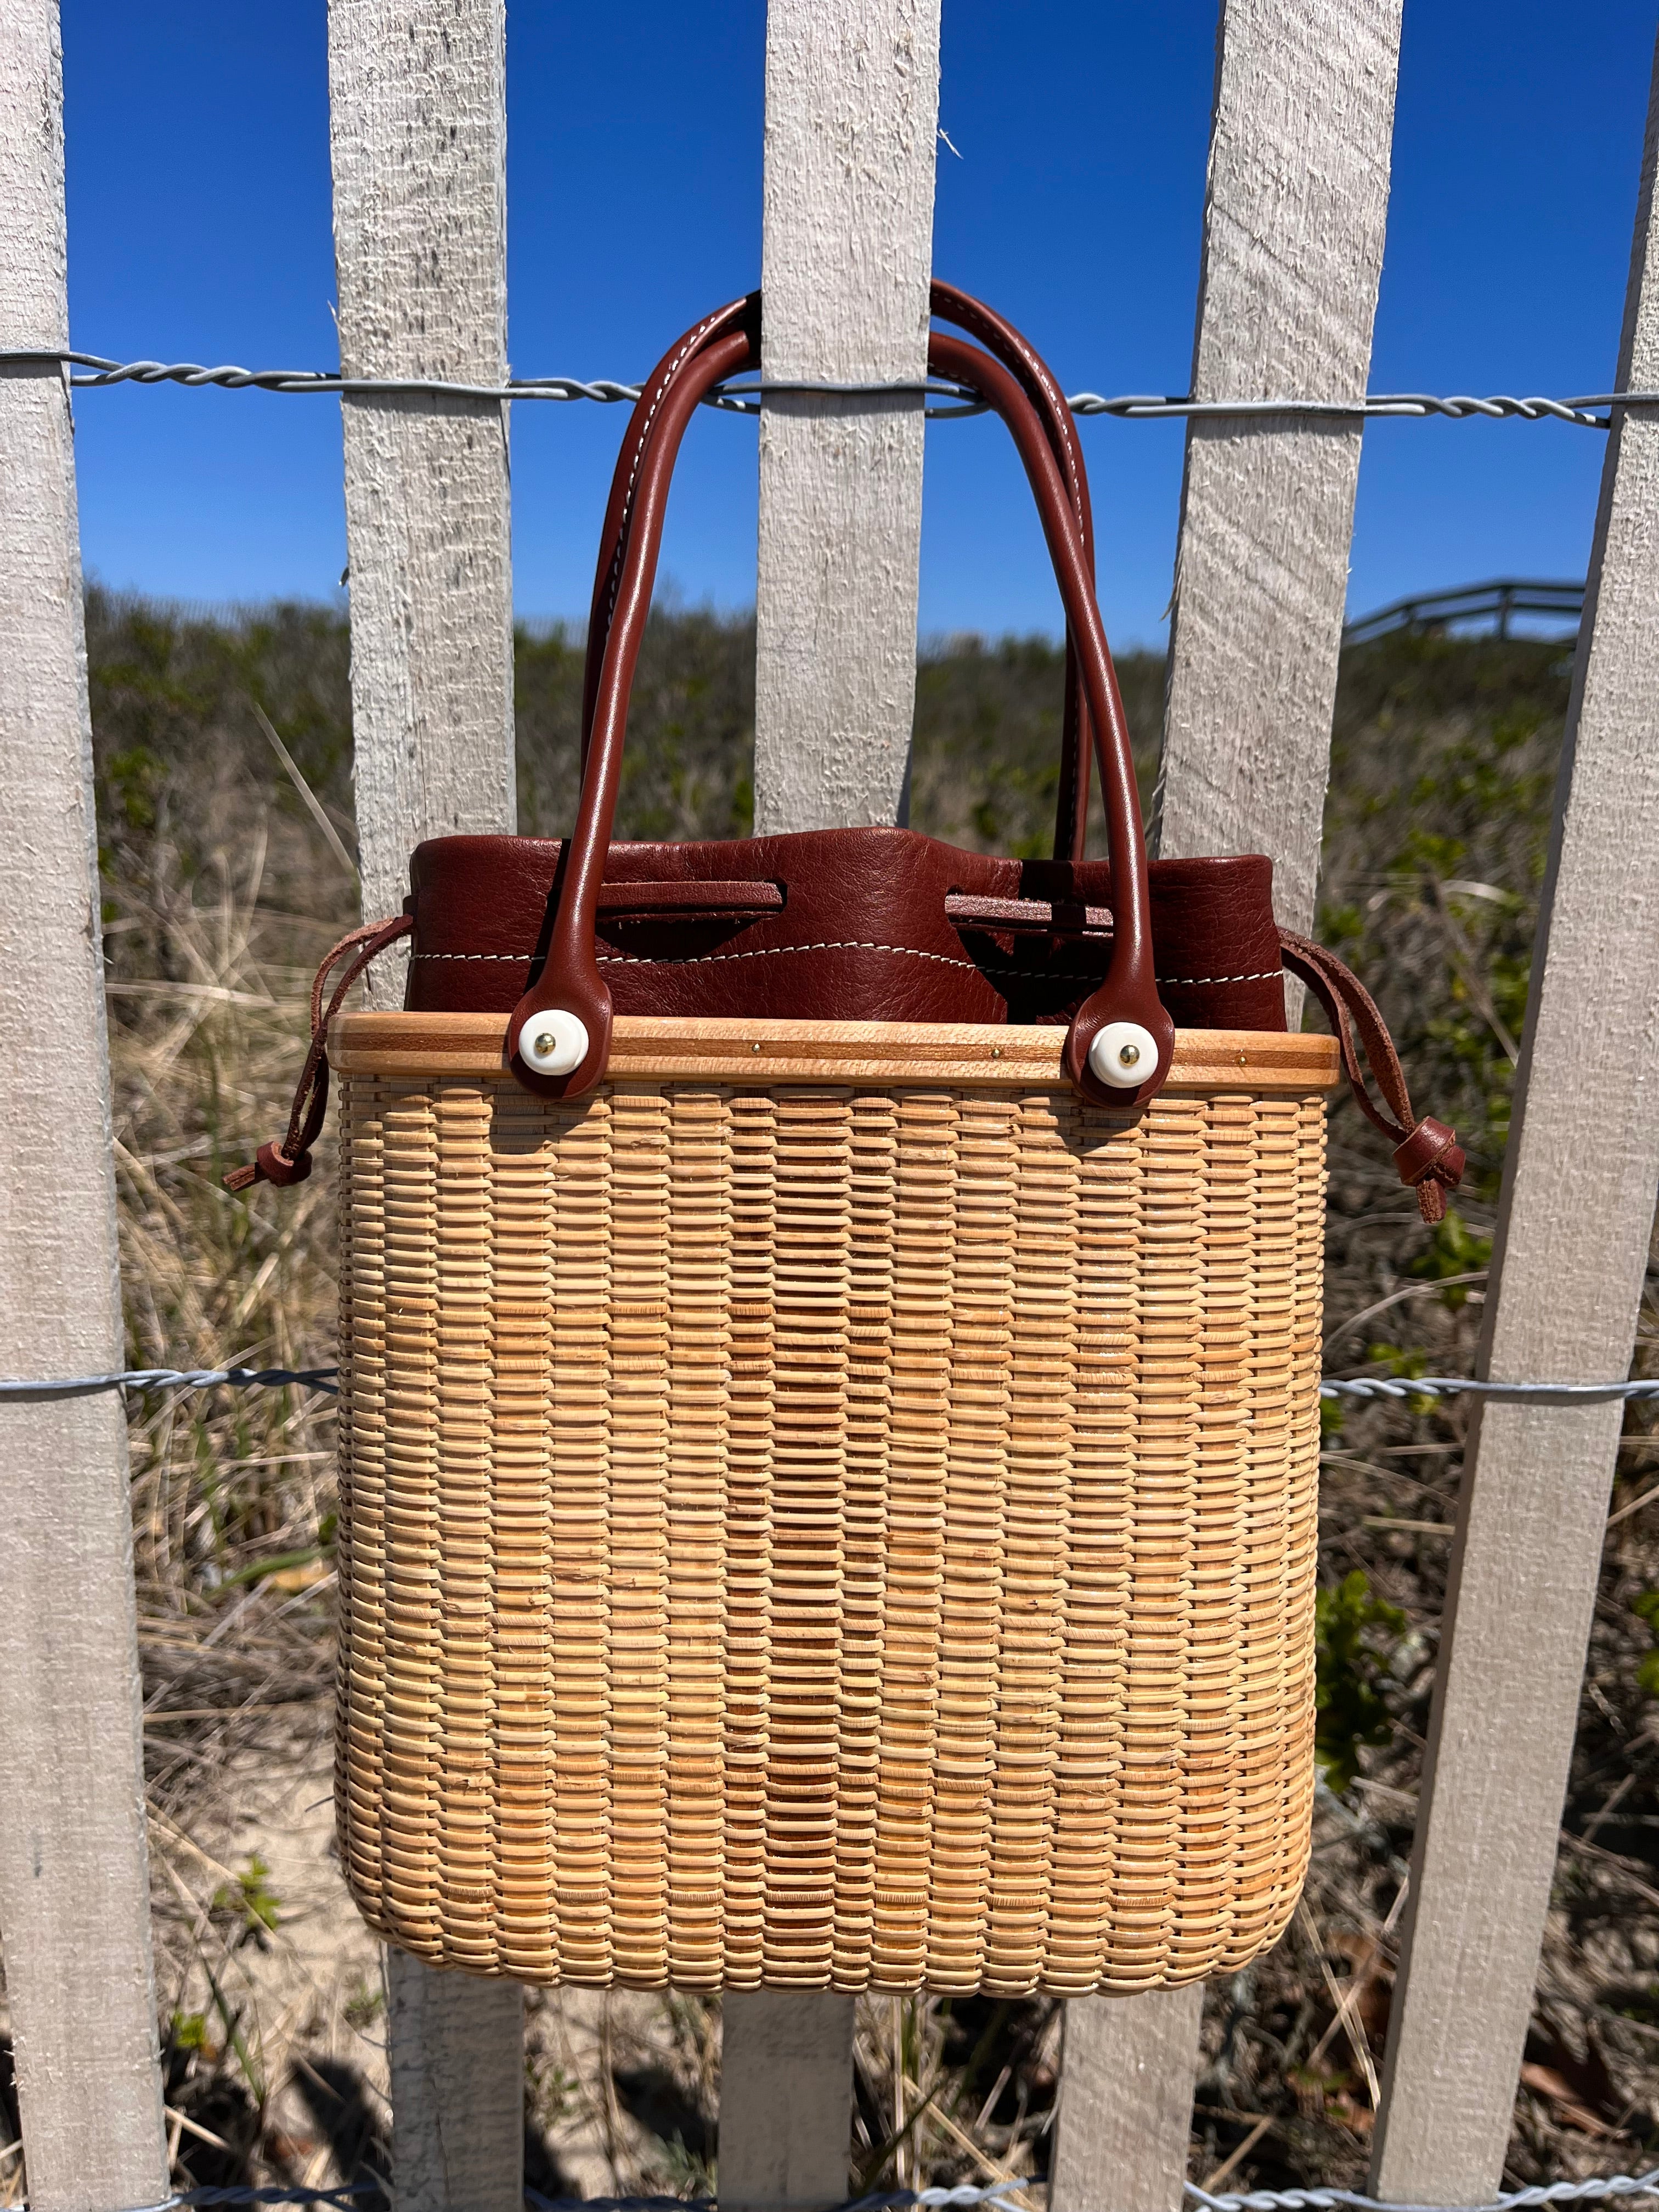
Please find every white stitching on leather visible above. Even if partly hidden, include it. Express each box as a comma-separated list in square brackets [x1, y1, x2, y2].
[601, 301, 740, 630]
[412, 950, 1283, 988]
[594, 944, 1128, 985]
[597, 941, 974, 969]
[1156, 969, 1281, 986]
[420, 943, 1013, 977]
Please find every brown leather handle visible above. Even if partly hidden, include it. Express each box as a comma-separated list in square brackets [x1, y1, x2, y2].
[925, 330, 1169, 1105]
[512, 301, 1171, 1106]
[515, 325, 757, 1097]
[578, 294, 760, 780]
[929, 281, 1098, 862]
[579, 283, 1098, 861]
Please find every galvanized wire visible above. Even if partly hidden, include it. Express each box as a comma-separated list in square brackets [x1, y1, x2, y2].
[1066, 391, 1643, 427]
[13, 2170, 1659, 2212]
[4, 348, 1656, 426]
[4, 1365, 1658, 1407]
[1186, 2174, 1659, 2212]
[0, 351, 965, 416]
[0, 1365, 339, 1400]
[1319, 1375, 1659, 1405]
[1, 348, 656, 404]
[18, 2189, 1031, 2212]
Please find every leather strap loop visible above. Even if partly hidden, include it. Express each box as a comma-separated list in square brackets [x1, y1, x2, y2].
[925, 330, 1170, 1107]
[515, 327, 758, 1096]
[223, 912, 413, 1193]
[578, 294, 760, 778]
[510, 298, 1172, 1105]
[1279, 927, 1466, 1223]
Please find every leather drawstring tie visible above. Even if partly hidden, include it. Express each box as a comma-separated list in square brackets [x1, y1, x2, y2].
[1279, 927, 1466, 1223]
[223, 913, 412, 1193]
[225, 911, 1464, 1223]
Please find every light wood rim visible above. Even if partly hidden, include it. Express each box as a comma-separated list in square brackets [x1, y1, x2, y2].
[331, 1011, 1340, 1090]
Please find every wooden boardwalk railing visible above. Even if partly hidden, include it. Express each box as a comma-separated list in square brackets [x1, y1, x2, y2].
[2, 4, 1658, 2212]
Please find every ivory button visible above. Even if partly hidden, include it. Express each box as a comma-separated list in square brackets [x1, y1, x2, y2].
[1088, 1020, 1158, 1090]
[517, 1009, 589, 1077]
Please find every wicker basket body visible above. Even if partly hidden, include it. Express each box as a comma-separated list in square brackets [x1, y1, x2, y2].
[331, 1012, 1337, 1995]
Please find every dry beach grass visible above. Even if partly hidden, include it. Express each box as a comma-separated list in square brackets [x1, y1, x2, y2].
[2, 596, 1656, 2207]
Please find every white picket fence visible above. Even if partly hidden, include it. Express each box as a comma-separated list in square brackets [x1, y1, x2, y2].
[3, 3, 1659, 2211]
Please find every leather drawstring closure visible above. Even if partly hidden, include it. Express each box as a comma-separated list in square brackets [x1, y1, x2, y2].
[225, 910, 1464, 1227]
[1279, 927, 1466, 1223]
[223, 913, 412, 1193]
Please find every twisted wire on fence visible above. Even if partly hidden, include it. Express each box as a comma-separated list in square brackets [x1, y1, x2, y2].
[0, 1365, 340, 1400]
[1319, 1376, 1659, 1406]
[4, 347, 1657, 427]
[5, 1368, 1657, 1404]
[15, 2166, 1659, 2212]
[1185, 2175, 1659, 2212]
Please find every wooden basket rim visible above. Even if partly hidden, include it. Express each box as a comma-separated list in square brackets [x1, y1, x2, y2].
[331, 1012, 1341, 1091]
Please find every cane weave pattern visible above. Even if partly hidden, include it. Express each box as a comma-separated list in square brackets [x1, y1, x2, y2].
[334, 1066, 1326, 1994]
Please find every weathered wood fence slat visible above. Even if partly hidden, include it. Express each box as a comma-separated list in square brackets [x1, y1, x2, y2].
[753, 0, 942, 836]
[0, 9, 170, 2212]
[1370, 29, 1659, 2203]
[327, 3, 523, 2208]
[724, 4, 942, 2200]
[1053, 6, 1402, 2204]
[1154, 0, 1404, 947]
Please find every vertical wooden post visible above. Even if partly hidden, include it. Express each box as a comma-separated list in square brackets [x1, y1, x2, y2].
[327, 7, 523, 2208]
[1369, 35, 1659, 2203]
[0, 8, 171, 2211]
[1152, 0, 1402, 943]
[751, 0, 941, 834]
[1049, 1989, 1205, 2212]
[720, 1993, 859, 2212]
[724, 2, 940, 2202]
[1052, 7, 1402, 2208]
[329, 0, 517, 989]
[387, 1960, 526, 2212]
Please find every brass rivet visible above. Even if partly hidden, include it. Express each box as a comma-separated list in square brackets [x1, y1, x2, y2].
[751, 1041, 761, 1053]
[991, 1045, 1002, 1058]
[534, 1032, 557, 1059]
[1118, 1042, 1141, 1067]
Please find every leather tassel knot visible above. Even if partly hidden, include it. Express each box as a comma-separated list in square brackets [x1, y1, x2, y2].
[223, 1139, 315, 1194]
[1392, 1115, 1467, 1224]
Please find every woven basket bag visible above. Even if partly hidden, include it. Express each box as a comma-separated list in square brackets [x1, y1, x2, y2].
[234, 286, 1463, 1995]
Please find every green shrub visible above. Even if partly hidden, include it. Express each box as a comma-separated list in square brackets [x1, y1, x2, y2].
[1315, 1570, 1407, 1793]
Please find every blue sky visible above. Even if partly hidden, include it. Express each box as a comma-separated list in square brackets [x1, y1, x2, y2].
[60, 0, 1657, 647]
